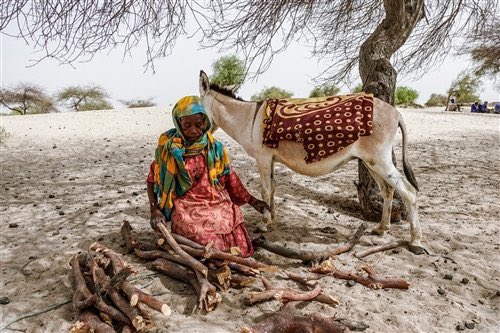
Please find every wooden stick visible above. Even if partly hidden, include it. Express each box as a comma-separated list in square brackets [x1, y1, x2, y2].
[228, 262, 260, 276]
[178, 244, 273, 271]
[170, 233, 206, 250]
[329, 222, 367, 255]
[309, 260, 410, 290]
[156, 223, 208, 277]
[253, 223, 367, 263]
[355, 240, 408, 259]
[70, 254, 98, 311]
[134, 249, 194, 269]
[244, 277, 322, 305]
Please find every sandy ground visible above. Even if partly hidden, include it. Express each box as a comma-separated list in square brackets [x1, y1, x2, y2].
[0, 106, 499, 333]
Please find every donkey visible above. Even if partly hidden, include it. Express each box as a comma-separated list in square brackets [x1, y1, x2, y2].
[198, 71, 424, 254]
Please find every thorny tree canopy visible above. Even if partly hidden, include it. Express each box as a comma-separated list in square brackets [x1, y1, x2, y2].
[1, 1, 497, 82]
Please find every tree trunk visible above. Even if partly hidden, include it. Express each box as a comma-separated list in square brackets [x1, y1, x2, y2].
[357, 0, 424, 222]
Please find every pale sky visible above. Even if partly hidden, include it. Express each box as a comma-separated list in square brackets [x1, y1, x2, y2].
[1, 30, 499, 111]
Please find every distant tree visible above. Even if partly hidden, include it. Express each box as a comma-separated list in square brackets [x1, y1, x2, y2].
[120, 98, 156, 108]
[210, 55, 245, 89]
[425, 93, 448, 107]
[0, 83, 57, 115]
[352, 84, 363, 94]
[309, 85, 340, 98]
[394, 86, 419, 106]
[57, 85, 112, 111]
[447, 71, 480, 104]
[250, 87, 293, 101]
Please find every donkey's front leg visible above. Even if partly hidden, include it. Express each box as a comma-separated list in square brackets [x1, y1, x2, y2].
[256, 158, 274, 232]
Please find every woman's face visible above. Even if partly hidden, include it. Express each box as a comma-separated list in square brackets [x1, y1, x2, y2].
[179, 113, 206, 142]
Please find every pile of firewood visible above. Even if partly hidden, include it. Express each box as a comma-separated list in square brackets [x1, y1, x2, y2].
[69, 242, 170, 333]
[69, 220, 410, 332]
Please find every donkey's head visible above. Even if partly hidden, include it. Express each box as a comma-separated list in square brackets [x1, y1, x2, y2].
[200, 70, 248, 133]
[199, 70, 219, 132]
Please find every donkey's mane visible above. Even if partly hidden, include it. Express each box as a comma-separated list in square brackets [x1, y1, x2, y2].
[209, 83, 246, 101]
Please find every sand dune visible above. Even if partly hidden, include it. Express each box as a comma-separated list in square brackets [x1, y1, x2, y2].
[0, 107, 499, 332]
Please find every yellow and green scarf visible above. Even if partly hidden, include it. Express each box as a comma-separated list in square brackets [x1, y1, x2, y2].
[154, 96, 230, 219]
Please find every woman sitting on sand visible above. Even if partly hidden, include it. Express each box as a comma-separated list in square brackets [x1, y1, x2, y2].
[146, 96, 268, 257]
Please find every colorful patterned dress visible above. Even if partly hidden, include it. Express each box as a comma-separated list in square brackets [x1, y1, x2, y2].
[147, 157, 254, 257]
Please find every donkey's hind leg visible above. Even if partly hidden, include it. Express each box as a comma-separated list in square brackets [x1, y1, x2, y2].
[364, 164, 395, 236]
[366, 160, 424, 254]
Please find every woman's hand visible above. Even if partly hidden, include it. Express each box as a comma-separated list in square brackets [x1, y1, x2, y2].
[150, 206, 168, 232]
[249, 196, 270, 214]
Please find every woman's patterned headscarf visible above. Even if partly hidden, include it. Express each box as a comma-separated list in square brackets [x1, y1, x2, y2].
[154, 96, 230, 219]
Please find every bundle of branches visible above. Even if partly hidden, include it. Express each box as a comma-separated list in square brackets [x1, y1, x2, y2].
[121, 221, 277, 313]
[69, 243, 171, 333]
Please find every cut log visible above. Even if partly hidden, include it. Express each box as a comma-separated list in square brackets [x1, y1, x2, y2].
[120, 282, 171, 316]
[120, 221, 137, 253]
[69, 311, 116, 333]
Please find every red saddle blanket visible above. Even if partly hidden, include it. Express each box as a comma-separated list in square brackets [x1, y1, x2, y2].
[263, 93, 374, 163]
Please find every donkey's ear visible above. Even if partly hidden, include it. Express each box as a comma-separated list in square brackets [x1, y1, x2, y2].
[199, 70, 210, 97]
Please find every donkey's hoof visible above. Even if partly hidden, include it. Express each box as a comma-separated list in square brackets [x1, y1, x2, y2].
[409, 244, 426, 255]
[370, 228, 385, 236]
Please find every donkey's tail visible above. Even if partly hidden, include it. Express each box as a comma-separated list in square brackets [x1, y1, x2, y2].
[398, 112, 419, 191]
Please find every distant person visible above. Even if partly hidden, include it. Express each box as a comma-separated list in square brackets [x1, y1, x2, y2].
[478, 101, 488, 113]
[448, 97, 459, 111]
[470, 101, 479, 113]
[494, 103, 500, 114]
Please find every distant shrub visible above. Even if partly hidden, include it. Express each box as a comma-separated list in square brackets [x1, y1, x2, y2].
[425, 93, 448, 107]
[352, 84, 363, 93]
[395, 86, 419, 107]
[120, 98, 156, 108]
[250, 87, 293, 101]
[309, 85, 340, 98]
